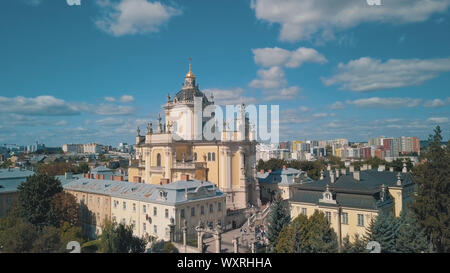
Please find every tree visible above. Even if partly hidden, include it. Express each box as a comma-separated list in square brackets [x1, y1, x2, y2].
[267, 194, 290, 252]
[342, 234, 367, 253]
[410, 126, 449, 252]
[32, 226, 64, 253]
[275, 210, 338, 253]
[100, 220, 146, 253]
[364, 212, 398, 253]
[151, 240, 179, 253]
[59, 222, 84, 247]
[73, 162, 89, 174]
[395, 211, 428, 253]
[51, 192, 79, 227]
[0, 213, 38, 253]
[17, 174, 63, 228]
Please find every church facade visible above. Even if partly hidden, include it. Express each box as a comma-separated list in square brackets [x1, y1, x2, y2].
[129, 65, 261, 210]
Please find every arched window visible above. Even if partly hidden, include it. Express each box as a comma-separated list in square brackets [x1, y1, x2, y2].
[208, 152, 211, 161]
[212, 152, 216, 161]
[156, 153, 161, 167]
[193, 152, 197, 161]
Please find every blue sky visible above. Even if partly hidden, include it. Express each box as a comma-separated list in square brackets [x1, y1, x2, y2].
[0, 0, 449, 146]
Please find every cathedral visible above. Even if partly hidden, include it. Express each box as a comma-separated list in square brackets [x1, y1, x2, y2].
[129, 64, 261, 210]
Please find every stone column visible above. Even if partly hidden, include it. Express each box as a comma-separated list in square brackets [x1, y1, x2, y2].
[232, 237, 239, 253]
[182, 226, 187, 247]
[164, 147, 172, 180]
[213, 228, 222, 253]
[251, 242, 255, 253]
[196, 226, 204, 253]
[226, 147, 231, 190]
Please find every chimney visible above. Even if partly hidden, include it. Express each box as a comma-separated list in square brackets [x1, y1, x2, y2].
[320, 170, 324, 180]
[65, 172, 73, 179]
[90, 173, 94, 179]
[282, 165, 286, 170]
[353, 171, 360, 181]
[389, 167, 394, 172]
[100, 174, 105, 180]
[181, 174, 190, 181]
[96, 174, 101, 180]
[362, 164, 368, 171]
[327, 165, 331, 171]
[378, 165, 386, 172]
[341, 168, 347, 175]
[349, 166, 355, 173]
[160, 178, 170, 185]
[402, 161, 408, 173]
[335, 169, 340, 178]
[260, 169, 265, 174]
[368, 164, 372, 170]
[330, 171, 335, 183]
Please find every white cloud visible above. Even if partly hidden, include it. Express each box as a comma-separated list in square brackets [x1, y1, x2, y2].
[263, 86, 300, 101]
[428, 117, 449, 123]
[252, 47, 327, 68]
[203, 88, 258, 105]
[105, 96, 116, 102]
[96, 0, 181, 36]
[249, 66, 286, 89]
[346, 97, 423, 108]
[322, 57, 450, 92]
[0, 96, 80, 116]
[330, 101, 345, 110]
[120, 95, 135, 102]
[251, 0, 450, 42]
[94, 104, 136, 115]
[424, 98, 450, 107]
[96, 117, 125, 126]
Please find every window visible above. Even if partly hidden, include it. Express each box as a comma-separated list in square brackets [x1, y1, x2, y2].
[97, 197, 100, 207]
[191, 207, 195, 217]
[113, 200, 117, 209]
[132, 220, 136, 229]
[193, 153, 197, 161]
[105, 198, 108, 206]
[181, 209, 185, 219]
[112, 216, 116, 222]
[357, 214, 364, 226]
[301, 208, 307, 215]
[143, 223, 146, 231]
[165, 227, 170, 236]
[123, 201, 126, 210]
[218, 202, 222, 212]
[143, 205, 146, 213]
[342, 213, 349, 225]
[212, 152, 216, 161]
[165, 208, 169, 218]
[153, 207, 157, 216]
[154, 225, 157, 234]
[209, 204, 214, 213]
[156, 153, 161, 167]
[208, 152, 211, 161]
[201, 206, 205, 215]
[133, 203, 136, 212]
[122, 218, 126, 224]
[326, 211, 331, 223]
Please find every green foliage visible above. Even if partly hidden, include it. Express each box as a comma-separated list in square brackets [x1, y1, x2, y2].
[59, 222, 84, 247]
[72, 162, 89, 174]
[267, 194, 290, 252]
[32, 226, 64, 253]
[0, 214, 38, 253]
[342, 234, 368, 253]
[409, 126, 450, 253]
[100, 220, 147, 253]
[256, 158, 326, 180]
[387, 158, 413, 172]
[0, 159, 13, 168]
[151, 240, 179, 253]
[275, 210, 338, 253]
[51, 191, 80, 227]
[81, 240, 101, 253]
[17, 174, 63, 228]
[395, 211, 428, 253]
[364, 211, 398, 253]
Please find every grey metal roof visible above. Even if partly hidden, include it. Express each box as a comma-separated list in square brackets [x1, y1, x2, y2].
[174, 87, 210, 104]
[0, 168, 35, 194]
[62, 178, 225, 205]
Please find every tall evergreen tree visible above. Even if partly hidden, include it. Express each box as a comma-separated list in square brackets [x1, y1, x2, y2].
[410, 126, 450, 252]
[364, 212, 398, 253]
[267, 193, 291, 252]
[275, 210, 338, 253]
[100, 220, 146, 253]
[395, 210, 428, 253]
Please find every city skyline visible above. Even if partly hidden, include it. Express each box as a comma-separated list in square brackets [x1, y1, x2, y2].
[1, 0, 450, 146]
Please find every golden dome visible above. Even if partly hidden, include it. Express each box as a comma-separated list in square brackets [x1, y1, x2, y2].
[185, 63, 196, 78]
